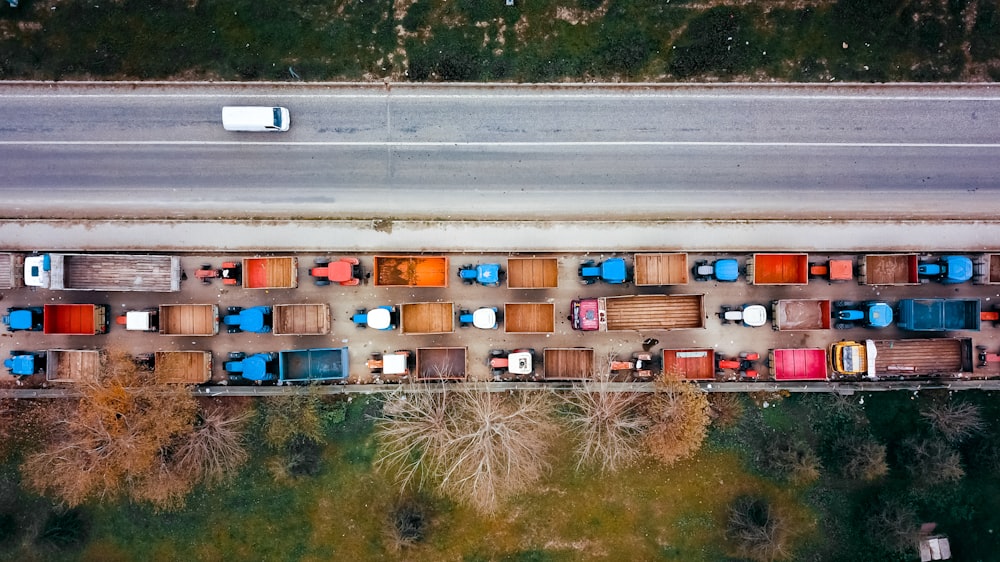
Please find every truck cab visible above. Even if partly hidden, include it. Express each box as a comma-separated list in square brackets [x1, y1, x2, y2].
[23, 254, 49, 288]
[918, 255, 973, 284]
[831, 340, 876, 378]
[117, 310, 158, 332]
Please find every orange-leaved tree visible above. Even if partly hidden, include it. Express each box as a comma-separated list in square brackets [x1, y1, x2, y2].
[23, 349, 248, 510]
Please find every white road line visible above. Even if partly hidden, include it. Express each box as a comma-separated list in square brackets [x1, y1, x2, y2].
[1, 93, 1000, 101]
[0, 141, 998, 148]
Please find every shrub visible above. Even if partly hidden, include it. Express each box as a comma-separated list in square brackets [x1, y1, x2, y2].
[643, 376, 711, 465]
[839, 437, 889, 482]
[726, 495, 790, 561]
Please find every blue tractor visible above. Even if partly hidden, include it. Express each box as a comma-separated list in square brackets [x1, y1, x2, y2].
[222, 306, 272, 334]
[4, 351, 44, 377]
[918, 255, 973, 284]
[224, 351, 278, 383]
[578, 257, 628, 284]
[2, 307, 43, 332]
[458, 263, 503, 286]
[692, 259, 740, 282]
[352, 306, 397, 330]
[833, 301, 894, 330]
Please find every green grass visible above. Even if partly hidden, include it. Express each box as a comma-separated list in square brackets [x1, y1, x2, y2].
[6, 394, 811, 562]
[0, 0, 995, 81]
[4, 392, 1000, 560]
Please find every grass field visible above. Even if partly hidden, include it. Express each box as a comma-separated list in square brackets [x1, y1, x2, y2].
[1, 0, 998, 81]
[0, 395, 816, 562]
[2, 390, 1000, 561]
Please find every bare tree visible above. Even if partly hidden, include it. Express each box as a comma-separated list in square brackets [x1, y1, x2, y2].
[921, 400, 984, 442]
[765, 437, 821, 484]
[840, 437, 889, 482]
[375, 385, 558, 515]
[867, 500, 919, 554]
[726, 495, 791, 561]
[375, 389, 452, 490]
[174, 405, 251, 485]
[708, 393, 745, 429]
[643, 375, 711, 465]
[561, 373, 650, 472]
[904, 437, 965, 485]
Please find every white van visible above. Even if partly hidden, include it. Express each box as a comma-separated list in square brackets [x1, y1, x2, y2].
[222, 106, 290, 132]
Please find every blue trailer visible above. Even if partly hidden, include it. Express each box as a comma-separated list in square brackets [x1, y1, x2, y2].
[897, 298, 981, 332]
[278, 348, 350, 384]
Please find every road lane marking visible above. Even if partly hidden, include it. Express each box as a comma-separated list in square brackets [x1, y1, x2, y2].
[1, 141, 999, 147]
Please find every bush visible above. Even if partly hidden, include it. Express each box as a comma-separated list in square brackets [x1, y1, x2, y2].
[643, 376, 711, 465]
[726, 495, 790, 561]
[839, 437, 889, 482]
[708, 393, 745, 429]
[36, 508, 90, 551]
[386, 496, 431, 551]
[402, 0, 432, 32]
[763, 436, 821, 484]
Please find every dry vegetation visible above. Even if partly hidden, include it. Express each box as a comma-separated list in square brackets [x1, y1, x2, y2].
[375, 385, 558, 515]
[921, 400, 985, 442]
[561, 374, 649, 472]
[643, 375, 711, 465]
[22, 349, 249, 510]
[839, 437, 889, 482]
[727, 495, 792, 562]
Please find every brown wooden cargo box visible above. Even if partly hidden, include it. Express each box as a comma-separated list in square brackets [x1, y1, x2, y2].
[543, 348, 595, 381]
[416, 347, 467, 381]
[401, 303, 454, 334]
[634, 253, 689, 285]
[507, 257, 559, 289]
[504, 303, 555, 333]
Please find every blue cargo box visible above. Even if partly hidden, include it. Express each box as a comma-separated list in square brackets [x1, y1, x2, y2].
[897, 298, 980, 332]
[278, 348, 349, 383]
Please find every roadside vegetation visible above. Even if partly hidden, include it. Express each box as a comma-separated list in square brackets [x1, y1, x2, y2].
[1, 0, 999, 81]
[0, 385, 999, 559]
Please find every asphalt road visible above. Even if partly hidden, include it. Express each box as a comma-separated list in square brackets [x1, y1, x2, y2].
[1, 82, 999, 220]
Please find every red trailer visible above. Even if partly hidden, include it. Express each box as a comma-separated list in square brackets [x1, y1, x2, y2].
[768, 348, 827, 381]
[43, 304, 110, 335]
